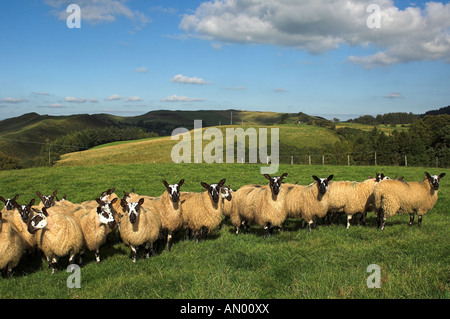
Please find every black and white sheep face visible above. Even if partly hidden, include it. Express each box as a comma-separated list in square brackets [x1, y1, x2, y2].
[96, 201, 117, 229]
[425, 172, 446, 190]
[0, 194, 19, 211]
[264, 173, 287, 196]
[201, 179, 226, 204]
[313, 174, 334, 194]
[163, 179, 184, 203]
[36, 190, 58, 208]
[28, 208, 49, 234]
[221, 186, 232, 201]
[14, 198, 35, 223]
[122, 198, 145, 224]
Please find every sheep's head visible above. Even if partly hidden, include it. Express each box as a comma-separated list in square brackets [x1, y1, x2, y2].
[221, 185, 232, 201]
[96, 197, 117, 229]
[14, 198, 35, 223]
[100, 187, 116, 202]
[163, 179, 184, 203]
[36, 190, 58, 208]
[0, 194, 19, 211]
[425, 172, 446, 190]
[264, 173, 287, 196]
[201, 179, 226, 203]
[312, 175, 334, 194]
[121, 198, 144, 224]
[28, 207, 49, 234]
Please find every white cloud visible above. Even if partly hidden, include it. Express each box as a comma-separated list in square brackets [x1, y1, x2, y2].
[125, 96, 142, 102]
[104, 94, 122, 101]
[0, 97, 28, 103]
[180, 0, 450, 66]
[45, 0, 151, 27]
[88, 98, 98, 103]
[161, 95, 205, 102]
[65, 96, 87, 103]
[134, 66, 148, 73]
[171, 74, 211, 85]
[383, 92, 404, 99]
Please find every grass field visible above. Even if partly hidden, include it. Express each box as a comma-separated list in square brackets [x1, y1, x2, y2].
[0, 163, 448, 299]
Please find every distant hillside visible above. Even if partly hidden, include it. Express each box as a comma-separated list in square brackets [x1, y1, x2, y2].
[0, 110, 323, 164]
[423, 105, 450, 116]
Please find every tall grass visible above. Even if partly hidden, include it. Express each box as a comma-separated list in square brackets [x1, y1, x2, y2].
[0, 163, 448, 299]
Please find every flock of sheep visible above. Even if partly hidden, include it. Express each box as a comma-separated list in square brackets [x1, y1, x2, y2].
[0, 170, 445, 276]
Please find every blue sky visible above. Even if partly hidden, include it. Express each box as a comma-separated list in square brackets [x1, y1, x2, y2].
[0, 0, 449, 121]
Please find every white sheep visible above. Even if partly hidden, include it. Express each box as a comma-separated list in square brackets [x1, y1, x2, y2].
[374, 172, 446, 229]
[73, 198, 117, 263]
[119, 197, 161, 262]
[28, 206, 85, 273]
[180, 179, 226, 242]
[284, 175, 333, 232]
[230, 173, 288, 238]
[0, 210, 26, 277]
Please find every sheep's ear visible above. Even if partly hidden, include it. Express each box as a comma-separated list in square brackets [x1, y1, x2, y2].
[123, 190, 130, 197]
[52, 190, 58, 198]
[120, 198, 128, 208]
[108, 188, 116, 194]
[62, 194, 67, 200]
[312, 175, 320, 182]
[13, 201, 20, 209]
[280, 173, 288, 180]
[439, 173, 446, 179]
[163, 180, 170, 188]
[138, 198, 145, 206]
[425, 172, 432, 180]
[218, 179, 226, 187]
[327, 175, 334, 181]
[111, 197, 118, 204]
[36, 191, 44, 200]
[264, 174, 271, 180]
[13, 194, 19, 201]
[178, 179, 185, 187]
[95, 198, 103, 205]
[0, 196, 5, 203]
[29, 198, 35, 206]
[201, 182, 209, 189]
[130, 188, 135, 194]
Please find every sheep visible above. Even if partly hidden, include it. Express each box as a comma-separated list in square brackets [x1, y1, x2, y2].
[36, 190, 58, 209]
[6, 198, 38, 253]
[27, 206, 85, 273]
[0, 210, 26, 277]
[0, 194, 19, 214]
[150, 179, 184, 251]
[229, 173, 288, 238]
[180, 178, 226, 242]
[119, 197, 161, 262]
[374, 172, 446, 230]
[283, 175, 333, 232]
[73, 198, 117, 263]
[326, 175, 380, 229]
[219, 185, 233, 228]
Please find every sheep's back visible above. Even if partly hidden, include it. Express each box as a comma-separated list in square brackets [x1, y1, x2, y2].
[0, 220, 26, 270]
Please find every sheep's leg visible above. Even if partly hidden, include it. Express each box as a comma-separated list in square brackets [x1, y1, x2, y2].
[263, 224, 270, 239]
[95, 248, 101, 263]
[166, 231, 173, 251]
[308, 220, 313, 233]
[418, 215, 423, 227]
[378, 211, 386, 230]
[50, 257, 58, 274]
[131, 245, 137, 263]
[408, 213, 415, 226]
[361, 212, 367, 226]
[69, 251, 77, 265]
[145, 242, 154, 258]
[346, 215, 352, 229]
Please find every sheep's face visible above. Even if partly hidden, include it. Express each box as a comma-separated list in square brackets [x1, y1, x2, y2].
[264, 173, 288, 196]
[97, 203, 116, 229]
[36, 190, 58, 208]
[201, 179, 226, 204]
[122, 198, 144, 224]
[0, 194, 19, 211]
[15, 198, 35, 223]
[313, 174, 334, 194]
[221, 186, 232, 201]
[163, 179, 184, 203]
[28, 208, 48, 234]
[425, 172, 446, 190]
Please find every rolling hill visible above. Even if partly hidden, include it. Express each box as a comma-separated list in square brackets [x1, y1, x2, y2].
[0, 110, 325, 162]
